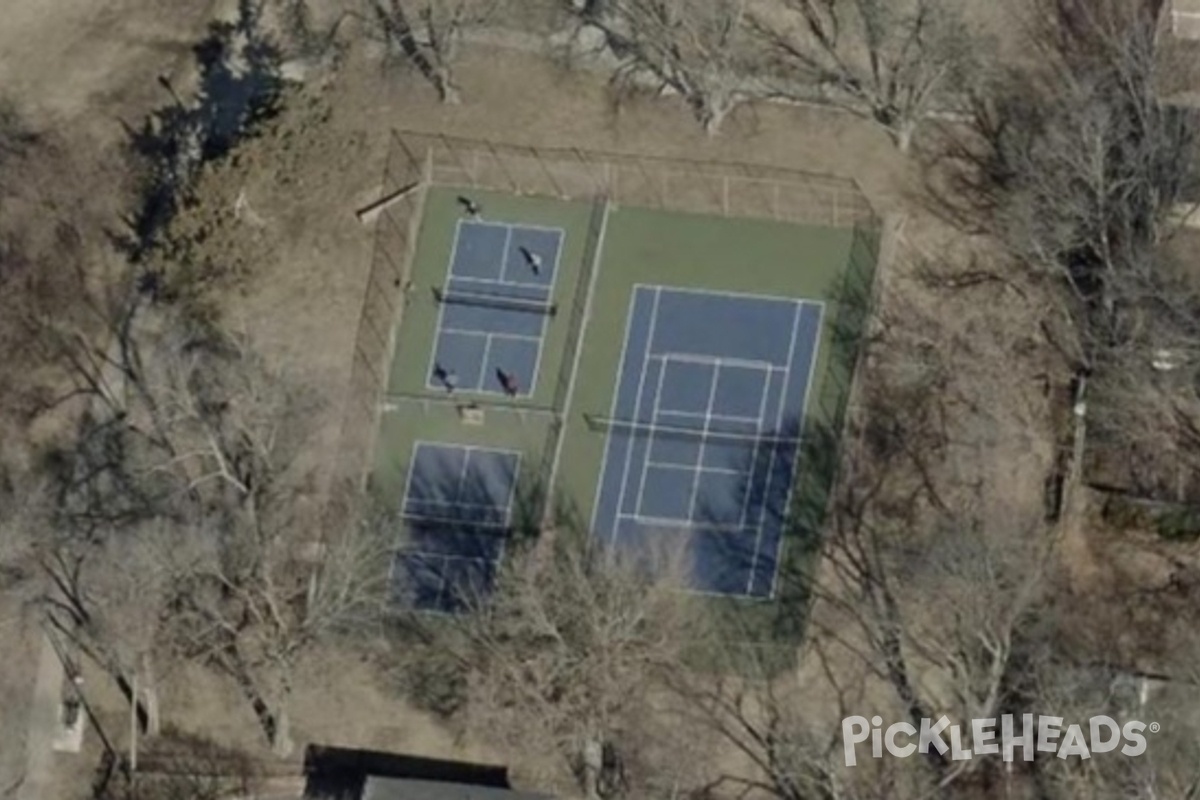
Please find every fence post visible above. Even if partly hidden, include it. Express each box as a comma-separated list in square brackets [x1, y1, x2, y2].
[487, 139, 519, 193]
[530, 145, 564, 198]
[438, 133, 472, 185]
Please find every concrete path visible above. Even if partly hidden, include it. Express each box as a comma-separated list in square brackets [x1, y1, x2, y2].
[15, 632, 64, 800]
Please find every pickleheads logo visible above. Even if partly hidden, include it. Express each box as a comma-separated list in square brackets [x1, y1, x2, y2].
[842, 715, 1157, 767]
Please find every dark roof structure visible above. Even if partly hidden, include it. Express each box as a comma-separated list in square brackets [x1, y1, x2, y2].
[362, 776, 551, 800]
[303, 745, 552, 800]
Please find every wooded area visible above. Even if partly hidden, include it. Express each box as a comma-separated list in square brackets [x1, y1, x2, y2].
[2, 0, 1200, 798]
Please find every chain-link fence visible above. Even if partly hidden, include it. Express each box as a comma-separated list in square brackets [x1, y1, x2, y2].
[393, 130, 876, 227]
[335, 129, 880, 494]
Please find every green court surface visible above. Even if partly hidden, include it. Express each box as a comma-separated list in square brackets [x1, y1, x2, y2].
[371, 180, 878, 630]
[553, 205, 862, 527]
[386, 187, 594, 404]
[371, 398, 557, 536]
[551, 205, 876, 635]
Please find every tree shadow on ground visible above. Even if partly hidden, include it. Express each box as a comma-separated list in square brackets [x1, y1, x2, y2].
[114, 0, 284, 265]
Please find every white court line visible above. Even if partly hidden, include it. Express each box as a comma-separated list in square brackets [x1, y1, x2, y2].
[744, 302, 802, 595]
[449, 274, 552, 291]
[475, 446, 523, 571]
[631, 348, 673, 520]
[449, 218, 507, 285]
[499, 225, 566, 284]
[493, 221, 567, 235]
[398, 442, 424, 519]
[645, 282, 822, 308]
[478, 334, 496, 392]
[440, 327, 543, 344]
[453, 442, 477, 504]
[546, 198, 611, 513]
[592, 284, 653, 543]
[401, 440, 524, 541]
[761, 300, 825, 599]
[421, 219, 470, 393]
[735, 364, 776, 528]
[646, 460, 744, 476]
[459, 219, 510, 234]
[498, 449, 523, 527]
[685, 359, 723, 525]
[608, 287, 663, 550]
[623, 511, 745, 532]
[428, 330, 545, 398]
[427, 220, 559, 393]
[451, 221, 563, 287]
[641, 283, 829, 369]
[525, 226, 565, 400]
[656, 409, 767, 425]
[496, 226, 514, 283]
[649, 352, 783, 371]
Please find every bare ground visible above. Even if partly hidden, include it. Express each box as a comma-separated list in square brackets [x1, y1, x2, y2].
[0, 0, 1130, 788]
[157, 35, 1060, 776]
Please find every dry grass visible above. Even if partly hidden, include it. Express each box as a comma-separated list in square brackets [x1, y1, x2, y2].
[0, 0, 1090, 788]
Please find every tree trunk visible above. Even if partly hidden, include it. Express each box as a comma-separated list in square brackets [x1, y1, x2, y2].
[892, 120, 915, 154]
[433, 67, 461, 105]
[272, 706, 294, 758]
[699, 94, 733, 136]
[580, 736, 604, 800]
[140, 655, 161, 736]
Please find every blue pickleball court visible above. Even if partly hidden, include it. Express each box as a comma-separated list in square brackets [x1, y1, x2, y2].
[426, 220, 564, 397]
[391, 442, 522, 612]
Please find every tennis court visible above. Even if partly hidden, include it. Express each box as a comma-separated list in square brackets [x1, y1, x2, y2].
[391, 441, 522, 611]
[590, 286, 823, 597]
[426, 219, 564, 397]
[368, 159, 878, 621]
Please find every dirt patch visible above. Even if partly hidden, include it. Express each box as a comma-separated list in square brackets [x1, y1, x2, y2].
[0, 0, 220, 144]
[148, 31, 1061, 770]
[0, 0, 1071, 783]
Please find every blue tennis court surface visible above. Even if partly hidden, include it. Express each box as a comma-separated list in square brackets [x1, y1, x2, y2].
[391, 442, 521, 611]
[591, 286, 823, 598]
[427, 220, 564, 397]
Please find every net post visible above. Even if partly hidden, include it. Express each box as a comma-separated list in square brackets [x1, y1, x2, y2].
[722, 174, 730, 217]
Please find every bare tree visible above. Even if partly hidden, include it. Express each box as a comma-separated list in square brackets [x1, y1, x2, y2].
[270, 0, 348, 63]
[753, 0, 972, 151]
[928, 0, 1200, 512]
[673, 636, 935, 800]
[36, 303, 394, 756]
[933, 0, 1200, 367]
[362, 0, 502, 104]
[569, 0, 766, 133]
[424, 530, 695, 799]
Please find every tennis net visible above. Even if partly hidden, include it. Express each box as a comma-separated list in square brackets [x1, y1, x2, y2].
[583, 413, 802, 445]
[434, 286, 557, 316]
